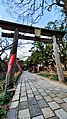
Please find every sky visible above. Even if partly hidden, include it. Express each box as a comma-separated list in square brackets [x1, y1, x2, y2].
[0, 1, 62, 60]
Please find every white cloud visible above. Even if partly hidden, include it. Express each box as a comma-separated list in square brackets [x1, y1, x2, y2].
[17, 39, 33, 60]
[17, 42, 32, 60]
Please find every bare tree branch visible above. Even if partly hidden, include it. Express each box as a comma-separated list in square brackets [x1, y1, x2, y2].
[2, 0, 66, 25]
[2, 0, 45, 25]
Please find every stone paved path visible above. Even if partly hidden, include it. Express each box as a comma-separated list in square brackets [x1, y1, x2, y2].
[6, 71, 67, 119]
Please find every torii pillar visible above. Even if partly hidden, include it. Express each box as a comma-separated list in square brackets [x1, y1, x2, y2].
[5, 28, 19, 92]
[52, 35, 64, 82]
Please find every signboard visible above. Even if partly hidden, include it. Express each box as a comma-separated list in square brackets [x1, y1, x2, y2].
[35, 28, 41, 37]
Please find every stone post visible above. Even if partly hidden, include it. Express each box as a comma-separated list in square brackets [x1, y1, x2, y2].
[52, 35, 64, 82]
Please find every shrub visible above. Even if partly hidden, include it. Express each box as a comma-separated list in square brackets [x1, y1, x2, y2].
[39, 73, 51, 78]
[0, 94, 10, 106]
[53, 74, 58, 81]
[0, 109, 5, 119]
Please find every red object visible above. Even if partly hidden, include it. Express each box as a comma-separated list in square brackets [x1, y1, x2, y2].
[7, 54, 15, 74]
[16, 61, 22, 72]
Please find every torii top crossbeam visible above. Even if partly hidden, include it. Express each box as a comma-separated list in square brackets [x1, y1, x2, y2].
[0, 20, 66, 39]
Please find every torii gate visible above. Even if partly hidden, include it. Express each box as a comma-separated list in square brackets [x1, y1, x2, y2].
[0, 20, 66, 92]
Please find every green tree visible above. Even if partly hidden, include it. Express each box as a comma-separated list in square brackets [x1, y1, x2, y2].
[28, 41, 55, 70]
[29, 41, 45, 66]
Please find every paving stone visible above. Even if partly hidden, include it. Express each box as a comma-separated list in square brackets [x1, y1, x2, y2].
[19, 101, 28, 110]
[42, 107, 55, 118]
[18, 109, 30, 119]
[10, 101, 19, 109]
[49, 116, 59, 119]
[48, 88, 54, 91]
[21, 89, 26, 92]
[6, 108, 18, 119]
[45, 90, 51, 94]
[21, 86, 25, 89]
[32, 115, 44, 119]
[21, 84, 25, 87]
[33, 91, 40, 95]
[31, 86, 35, 89]
[35, 86, 40, 89]
[61, 92, 67, 97]
[49, 93, 56, 98]
[64, 89, 67, 93]
[56, 94, 65, 98]
[21, 92, 26, 97]
[63, 98, 67, 102]
[53, 97, 64, 104]
[28, 93, 34, 98]
[35, 95, 43, 100]
[20, 96, 27, 102]
[63, 93, 67, 97]
[26, 85, 30, 88]
[54, 88, 61, 92]
[30, 104, 42, 118]
[15, 91, 20, 95]
[32, 89, 37, 91]
[41, 92, 47, 96]
[27, 89, 32, 94]
[60, 103, 67, 112]
[48, 101, 60, 110]
[38, 89, 44, 93]
[21, 88, 26, 92]
[38, 99, 48, 109]
[16, 88, 20, 92]
[55, 109, 67, 119]
[52, 90, 59, 94]
[16, 87, 20, 91]
[26, 87, 31, 90]
[28, 97, 37, 106]
[44, 96, 53, 102]
[12, 95, 19, 101]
